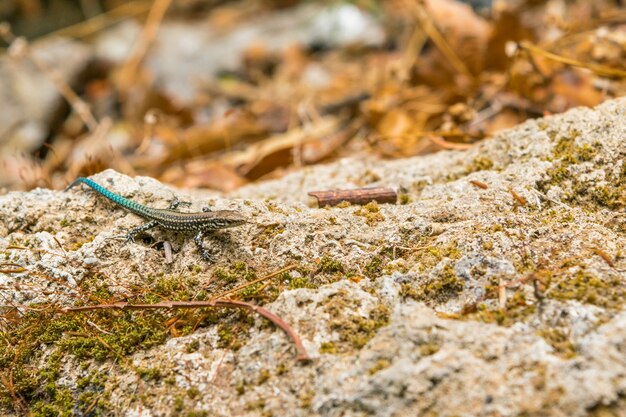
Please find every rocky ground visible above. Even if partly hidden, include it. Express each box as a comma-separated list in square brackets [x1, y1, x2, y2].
[1, 98, 625, 416]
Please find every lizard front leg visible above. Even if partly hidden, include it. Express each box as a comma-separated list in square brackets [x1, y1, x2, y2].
[194, 230, 218, 262]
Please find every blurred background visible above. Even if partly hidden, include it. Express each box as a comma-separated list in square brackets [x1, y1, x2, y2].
[0, 0, 624, 192]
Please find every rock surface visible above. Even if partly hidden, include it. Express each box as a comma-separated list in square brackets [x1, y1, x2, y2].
[1, 99, 625, 415]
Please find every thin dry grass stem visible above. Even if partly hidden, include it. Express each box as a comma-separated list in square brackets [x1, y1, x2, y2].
[117, 0, 173, 96]
[498, 277, 507, 310]
[1, 31, 99, 131]
[63, 299, 311, 361]
[424, 135, 473, 150]
[82, 393, 102, 416]
[509, 188, 528, 206]
[222, 116, 340, 172]
[137, 109, 161, 153]
[0, 263, 27, 273]
[590, 248, 615, 268]
[403, 0, 472, 79]
[400, 26, 428, 82]
[518, 41, 626, 78]
[43, 1, 152, 40]
[470, 180, 489, 189]
[213, 264, 298, 300]
[0, 370, 27, 414]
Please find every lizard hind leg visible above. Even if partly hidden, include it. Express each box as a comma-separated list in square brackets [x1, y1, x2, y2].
[113, 220, 158, 242]
[194, 230, 218, 262]
[168, 196, 192, 210]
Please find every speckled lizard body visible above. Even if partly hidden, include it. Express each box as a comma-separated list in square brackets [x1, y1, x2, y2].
[66, 177, 246, 261]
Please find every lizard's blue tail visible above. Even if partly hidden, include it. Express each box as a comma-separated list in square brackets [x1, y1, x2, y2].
[65, 177, 139, 211]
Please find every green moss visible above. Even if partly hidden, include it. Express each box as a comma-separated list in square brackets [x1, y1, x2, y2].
[399, 283, 420, 300]
[463, 290, 536, 326]
[318, 256, 344, 274]
[216, 312, 253, 351]
[287, 275, 317, 290]
[538, 136, 625, 210]
[136, 367, 162, 381]
[185, 411, 208, 417]
[545, 269, 625, 309]
[174, 396, 185, 411]
[398, 194, 411, 205]
[403, 265, 464, 304]
[59, 218, 69, 227]
[0, 268, 254, 413]
[276, 363, 288, 375]
[213, 263, 257, 287]
[466, 156, 494, 173]
[420, 343, 441, 356]
[257, 369, 270, 385]
[330, 304, 391, 351]
[353, 201, 385, 225]
[256, 224, 285, 247]
[235, 380, 246, 395]
[364, 257, 383, 279]
[319, 342, 338, 354]
[298, 390, 315, 409]
[536, 328, 576, 358]
[265, 201, 288, 215]
[368, 358, 391, 375]
[186, 339, 200, 353]
[214, 268, 238, 284]
[187, 387, 200, 399]
[31, 388, 74, 417]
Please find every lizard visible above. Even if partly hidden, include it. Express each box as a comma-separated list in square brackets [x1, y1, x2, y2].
[65, 177, 246, 261]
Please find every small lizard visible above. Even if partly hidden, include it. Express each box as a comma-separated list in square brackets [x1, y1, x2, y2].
[66, 177, 246, 261]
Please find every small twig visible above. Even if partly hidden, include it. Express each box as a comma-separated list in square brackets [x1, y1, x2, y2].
[163, 241, 173, 264]
[117, 0, 173, 96]
[86, 320, 114, 335]
[0, 263, 27, 273]
[308, 187, 397, 207]
[424, 135, 473, 150]
[3, 33, 98, 131]
[509, 188, 528, 206]
[7, 245, 66, 258]
[403, 0, 472, 78]
[213, 264, 297, 300]
[498, 277, 507, 310]
[529, 188, 573, 211]
[62, 299, 310, 362]
[590, 248, 615, 268]
[470, 180, 489, 189]
[518, 40, 626, 78]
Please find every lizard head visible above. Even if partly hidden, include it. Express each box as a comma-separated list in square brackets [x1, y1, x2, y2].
[204, 210, 247, 229]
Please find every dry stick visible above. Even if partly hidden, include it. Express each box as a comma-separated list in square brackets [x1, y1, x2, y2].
[404, 0, 472, 78]
[45, 1, 152, 40]
[470, 180, 489, 190]
[424, 135, 473, 150]
[591, 248, 615, 268]
[213, 264, 298, 300]
[0, 263, 27, 273]
[509, 188, 528, 206]
[117, 0, 173, 96]
[2, 33, 99, 132]
[518, 41, 626, 78]
[63, 299, 310, 362]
